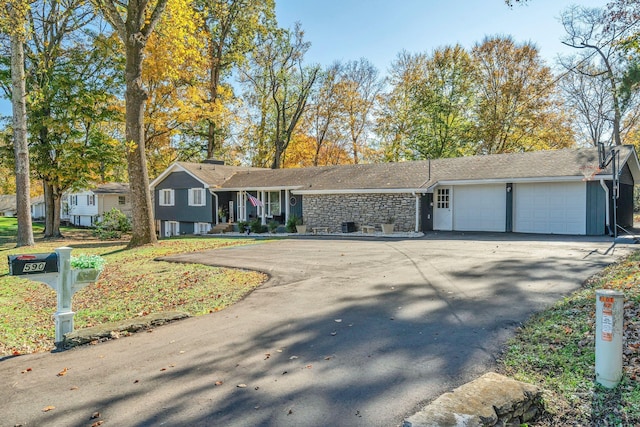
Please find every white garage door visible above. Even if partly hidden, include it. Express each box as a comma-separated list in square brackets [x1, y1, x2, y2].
[514, 182, 586, 235]
[453, 185, 506, 232]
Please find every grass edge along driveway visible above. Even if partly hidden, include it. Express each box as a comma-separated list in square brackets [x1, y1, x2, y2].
[499, 249, 640, 426]
[0, 231, 267, 356]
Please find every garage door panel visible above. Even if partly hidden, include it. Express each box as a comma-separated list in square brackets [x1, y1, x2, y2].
[514, 182, 586, 235]
[453, 185, 506, 232]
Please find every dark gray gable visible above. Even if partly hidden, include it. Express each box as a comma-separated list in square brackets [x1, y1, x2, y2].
[156, 171, 206, 190]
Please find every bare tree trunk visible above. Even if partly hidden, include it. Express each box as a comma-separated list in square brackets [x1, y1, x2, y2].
[44, 181, 54, 236]
[125, 34, 157, 248]
[11, 32, 34, 247]
[206, 42, 220, 158]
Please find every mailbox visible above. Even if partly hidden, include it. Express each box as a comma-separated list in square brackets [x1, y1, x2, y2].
[8, 253, 59, 276]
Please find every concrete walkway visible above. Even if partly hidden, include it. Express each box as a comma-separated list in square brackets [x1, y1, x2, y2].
[0, 233, 629, 426]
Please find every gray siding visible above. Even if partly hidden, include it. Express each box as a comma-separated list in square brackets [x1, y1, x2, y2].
[586, 181, 607, 235]
[620, 163, 634, 185]
[155, 171, 214, 223]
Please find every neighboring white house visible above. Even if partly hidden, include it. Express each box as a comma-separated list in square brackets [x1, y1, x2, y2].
[0, 195, 17, 217]
[65, 183, 131, 227]
[31, 195, 45, 220]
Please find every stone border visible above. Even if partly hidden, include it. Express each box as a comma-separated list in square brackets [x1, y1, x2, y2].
[403, 372, 543, 427]
[62, 311, 190, 349]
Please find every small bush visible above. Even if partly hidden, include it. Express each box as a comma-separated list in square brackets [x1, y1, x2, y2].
[93, 208, 131, 240]
[249, 218, 267, 234]
[237, 221, 248, 233]
[268, 220, 279, 233]
[286, 215, 301, 233]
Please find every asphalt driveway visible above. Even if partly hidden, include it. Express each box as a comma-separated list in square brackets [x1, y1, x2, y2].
[1, 233, 630, 426]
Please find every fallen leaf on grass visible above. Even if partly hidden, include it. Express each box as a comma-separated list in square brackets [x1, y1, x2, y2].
[305, 365, 312, 369]
[91, 412, 100, 419]
[215, 381, 223, 386]
[237, 384, 247, 388]
[70, 386, 79, 390]
[57, 368, 68, 377]
[21, 368, 32, 374]
[91, 421, 104, 427]
[42, 406, 55, 412]
[264, 353, 270, 360]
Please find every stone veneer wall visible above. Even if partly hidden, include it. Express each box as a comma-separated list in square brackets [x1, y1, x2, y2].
[303, 193, 417, 232]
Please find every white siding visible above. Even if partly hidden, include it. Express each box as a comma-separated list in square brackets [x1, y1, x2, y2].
[514, 182, 586, 235]
[453, 184, 506, 232]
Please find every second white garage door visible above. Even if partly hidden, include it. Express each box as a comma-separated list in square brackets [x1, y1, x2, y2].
[453, 184, 506, 232]
[514, 182, 586, 235]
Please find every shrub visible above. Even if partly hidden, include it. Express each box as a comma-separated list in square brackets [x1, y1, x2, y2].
[93, 208, 131, 239]
[237, 221, 248, 233]
[268, 220, 279, 233]
[249, 217, 267, 234]
[286, 215, 301, 233]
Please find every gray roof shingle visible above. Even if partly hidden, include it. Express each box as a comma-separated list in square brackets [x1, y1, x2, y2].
[174, 146, 635, 192]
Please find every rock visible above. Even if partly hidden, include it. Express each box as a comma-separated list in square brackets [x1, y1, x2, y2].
[403, 372, 542, 427]
[62, 311, 190, 348]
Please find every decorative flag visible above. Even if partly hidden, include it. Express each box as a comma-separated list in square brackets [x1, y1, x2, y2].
[247, 193, 264, 207]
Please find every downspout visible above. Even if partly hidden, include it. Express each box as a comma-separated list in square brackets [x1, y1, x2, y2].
[599, 179, 611, 236]
[209, 190, 219, 225]
[412, 191, 420, 233]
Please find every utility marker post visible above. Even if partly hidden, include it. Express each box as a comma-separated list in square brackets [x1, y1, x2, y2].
[595, 289, 624, 388]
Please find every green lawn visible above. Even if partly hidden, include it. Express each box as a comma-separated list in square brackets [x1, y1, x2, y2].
[0, 218, 267, 356]
[499, 251, 640, 425]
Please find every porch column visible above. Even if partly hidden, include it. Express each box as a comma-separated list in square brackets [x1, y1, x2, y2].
[285, 189, 290, 222]
[260, 190, 266, 225]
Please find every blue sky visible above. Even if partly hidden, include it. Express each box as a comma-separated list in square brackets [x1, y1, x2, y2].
[275, 0, 606, 72]
[0, 0, 605, 118]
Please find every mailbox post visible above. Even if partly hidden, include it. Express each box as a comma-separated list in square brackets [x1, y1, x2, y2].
[8, 247, 100, 344]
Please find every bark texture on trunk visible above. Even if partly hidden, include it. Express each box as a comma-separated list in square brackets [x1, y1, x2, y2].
[125, 31, 157, 247]
[11, 32, 34, 247]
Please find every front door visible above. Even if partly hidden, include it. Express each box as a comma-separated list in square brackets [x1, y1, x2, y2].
[433, 187, 453, 231]
[421, 194, 433, 231]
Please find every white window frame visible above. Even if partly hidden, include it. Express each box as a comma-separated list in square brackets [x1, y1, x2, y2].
[237, 193, 247, 221]
[159, 189, 175, 206]
[266, 191, 281, 217]
[437, 188, 450, 209]
[188, 188, 206, 207]
[195, 222, 211, 235]
[165, 221, 179, 237]
[87, 194, 95, 206]
[70, 195, 78, 206]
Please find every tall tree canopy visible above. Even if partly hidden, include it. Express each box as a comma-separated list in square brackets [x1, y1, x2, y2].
[471, 36, 574, 154]
[239, 23, 319, 169]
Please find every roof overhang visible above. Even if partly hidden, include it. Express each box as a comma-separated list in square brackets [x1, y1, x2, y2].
[426, 175, 602, 192]
[617, 145, 640, 182]
[292, 188, 430, 195]
[149, 163, 210, 190]
[215, 186, 303, 192]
